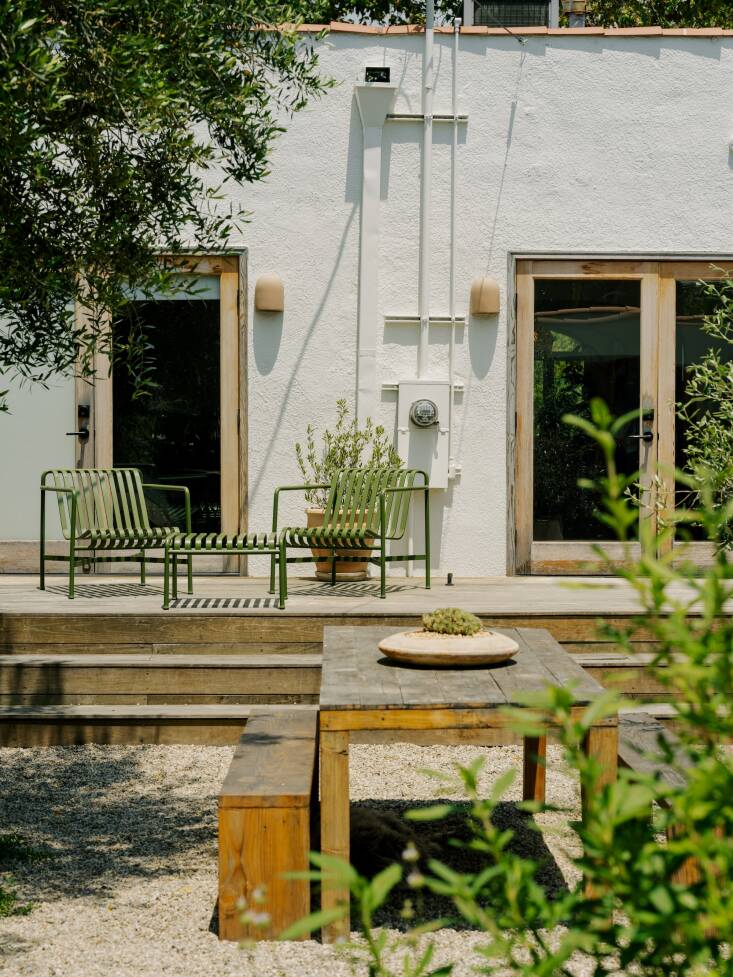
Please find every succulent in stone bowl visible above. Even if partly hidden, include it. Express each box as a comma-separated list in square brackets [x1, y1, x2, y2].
[422, 607, 482, 637]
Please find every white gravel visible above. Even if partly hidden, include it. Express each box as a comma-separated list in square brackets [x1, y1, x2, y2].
[0, 743, 584, 977]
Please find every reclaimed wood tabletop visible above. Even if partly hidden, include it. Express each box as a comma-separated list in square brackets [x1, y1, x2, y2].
[319, 624, 606, 711]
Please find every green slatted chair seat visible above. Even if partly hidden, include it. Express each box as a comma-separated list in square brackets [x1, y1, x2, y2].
[172, 531, 280, 551]
[282, 525, 374, 547]
[84, 527, 177, 549]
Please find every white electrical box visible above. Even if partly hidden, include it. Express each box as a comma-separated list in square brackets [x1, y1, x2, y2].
[396, 381, 450, 489]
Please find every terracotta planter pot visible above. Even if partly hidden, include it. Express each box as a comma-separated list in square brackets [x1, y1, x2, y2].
[306, 508, 375, 582]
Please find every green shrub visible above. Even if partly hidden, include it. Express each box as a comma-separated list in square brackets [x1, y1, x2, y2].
[286, 398, 733, 977]
[421, 608, 482, 637]
[295, 399, 402, 508]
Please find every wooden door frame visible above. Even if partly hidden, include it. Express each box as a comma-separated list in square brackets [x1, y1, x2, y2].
[657, 261, 733, 566]
[75, 251, 249, 570]
[511, 257, 733, 575]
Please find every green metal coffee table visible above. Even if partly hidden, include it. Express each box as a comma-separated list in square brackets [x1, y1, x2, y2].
[163, 531, 283, 609]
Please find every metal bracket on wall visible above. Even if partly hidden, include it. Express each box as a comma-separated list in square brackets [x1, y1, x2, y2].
[381, 381, 465, 394]
[385, 314, 467, 326]
[386, 114, 468, 124]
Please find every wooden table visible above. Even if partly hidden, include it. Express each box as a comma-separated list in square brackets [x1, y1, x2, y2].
[318, 625, 618, 941]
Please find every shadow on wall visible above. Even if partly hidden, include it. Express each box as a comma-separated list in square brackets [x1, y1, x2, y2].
[468, 312, 498, 380]
[248, 203, 358, 504]
[253, 309, 283, 376]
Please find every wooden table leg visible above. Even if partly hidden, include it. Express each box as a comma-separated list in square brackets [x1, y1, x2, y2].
[522, 734, 547, 804]
[581, 721, 618, 901]
[320, 727, 350, 943]
[581, 722, 618, 821]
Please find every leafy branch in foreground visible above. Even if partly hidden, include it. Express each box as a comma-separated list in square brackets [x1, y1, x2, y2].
[285, 399, 733, 977]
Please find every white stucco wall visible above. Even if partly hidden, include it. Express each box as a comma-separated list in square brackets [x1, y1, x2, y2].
[237, 30, 733, 575]
[2, 31, 732, 574]
[0, 376, 75, 540]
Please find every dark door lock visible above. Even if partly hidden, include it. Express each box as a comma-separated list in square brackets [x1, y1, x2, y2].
[68, 403, 90, 440]
[627, 407, 655, 442]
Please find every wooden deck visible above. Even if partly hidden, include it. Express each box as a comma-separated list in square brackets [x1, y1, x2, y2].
[0, 571, 716, 623]
[0, 574, 725, 744]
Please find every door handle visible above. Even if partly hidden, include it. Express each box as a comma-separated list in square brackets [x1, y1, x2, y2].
[66, 430, 90, 441]
[627, 430, 654, 443]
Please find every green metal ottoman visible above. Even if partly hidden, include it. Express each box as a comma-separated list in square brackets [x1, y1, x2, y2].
[163, 531, 284, 609]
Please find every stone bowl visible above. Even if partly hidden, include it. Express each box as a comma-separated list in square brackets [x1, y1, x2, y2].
[378, 629, 519, 668]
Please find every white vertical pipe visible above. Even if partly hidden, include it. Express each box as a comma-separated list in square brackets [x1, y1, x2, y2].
[448, 18, 460, 474]
[354, 84, 395, 423]
[417, 0, 435, 379]
[357, 123, 383, 422]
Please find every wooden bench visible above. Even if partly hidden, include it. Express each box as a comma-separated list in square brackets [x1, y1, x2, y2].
[618, 711, 697, 885]
[218, 708, 318, 941]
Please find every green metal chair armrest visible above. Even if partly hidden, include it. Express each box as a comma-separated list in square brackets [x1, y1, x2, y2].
[40, 480, 79, 550]
[40, 485, 79, 497]
[271, 483, 331, 532]
[142, 483, 192, 532]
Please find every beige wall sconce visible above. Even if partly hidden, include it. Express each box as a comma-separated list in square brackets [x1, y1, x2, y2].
[254, 273, 284, 312]
[469, 277, 500, 316]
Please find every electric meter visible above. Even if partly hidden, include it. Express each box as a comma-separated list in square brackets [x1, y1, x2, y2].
[409, 399, 439, 428]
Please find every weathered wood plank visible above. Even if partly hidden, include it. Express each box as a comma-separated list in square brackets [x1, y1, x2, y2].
[220, 711, 317, 808]
[618, 712, 692, 790]
[0, 654, 321, 696]
[319, 725, 350, 943]
[517, 627, 606, 703]
[218, 710, 315, 941]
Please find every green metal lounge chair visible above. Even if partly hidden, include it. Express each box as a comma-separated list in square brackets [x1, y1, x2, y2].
[269, 467, 430, 603]
[40, 468, 193, 598]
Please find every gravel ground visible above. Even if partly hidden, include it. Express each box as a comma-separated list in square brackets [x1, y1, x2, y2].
[0, 743, 584, 977]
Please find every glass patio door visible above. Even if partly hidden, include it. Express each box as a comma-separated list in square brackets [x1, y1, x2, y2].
[515, 261, 661, 574]
[112, 279, 223, 533]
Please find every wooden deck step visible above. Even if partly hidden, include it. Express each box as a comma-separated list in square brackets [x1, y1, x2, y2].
[0, 651, 680, 708]
[0, 702, 317, 747]
[0, 654, 322, 705]
[0, 611, 663, 652]
[571, 652, 677, 701]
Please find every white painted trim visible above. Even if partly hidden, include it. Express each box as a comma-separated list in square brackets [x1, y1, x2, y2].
[511, 251, 733, 261]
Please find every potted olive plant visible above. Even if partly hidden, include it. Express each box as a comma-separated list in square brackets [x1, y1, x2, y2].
[295, 399, 402, 580]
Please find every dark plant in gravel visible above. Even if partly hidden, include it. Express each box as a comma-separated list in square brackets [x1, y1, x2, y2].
[283, 398, 733, 977]
[0, 833, 48, 917]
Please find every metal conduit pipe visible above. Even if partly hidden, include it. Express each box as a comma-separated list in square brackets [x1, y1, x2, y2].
[417, 0, 435, 380]
[448, 18, 461, 476]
